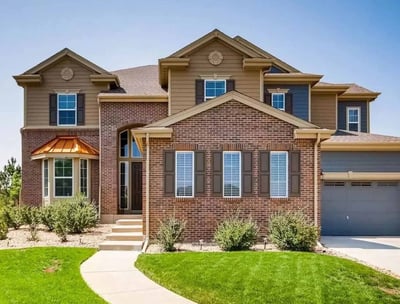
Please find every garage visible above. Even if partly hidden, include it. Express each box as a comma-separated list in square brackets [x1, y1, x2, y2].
[321, 181, 400, 236]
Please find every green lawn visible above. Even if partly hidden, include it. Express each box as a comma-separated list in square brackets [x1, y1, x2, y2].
[136, 251, 400, 304]
[0, 247, 105, 304]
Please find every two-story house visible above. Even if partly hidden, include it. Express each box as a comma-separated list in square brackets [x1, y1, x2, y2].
[14, 30, 400, 248]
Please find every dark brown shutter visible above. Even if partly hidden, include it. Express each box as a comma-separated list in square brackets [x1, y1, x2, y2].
[226, 79, 235, 92]
[242, 151, 253, 196]
[195, 151, 205, 196]
[77, 93, 85, 125]
[49, 94, 57, 125]
[259, 151, 270, 197]
[164, 151, 175, 196]
[264, 92, 272, 105]
[289, 151, 301, 197]
[195, 79, 204, 104]
[212, 151, 223, 196]
[285, 93, 293, 114]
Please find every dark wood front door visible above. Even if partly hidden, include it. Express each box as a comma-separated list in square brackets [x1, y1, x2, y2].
[131, 162, 142, 212]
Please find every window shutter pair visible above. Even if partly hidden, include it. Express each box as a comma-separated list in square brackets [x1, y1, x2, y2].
[263, 92, 293, 114]
[164, 151, 205, 196]
[259, 151, 301, 197]
[48, 93, 85, 125]
[195, 79, 235, 105]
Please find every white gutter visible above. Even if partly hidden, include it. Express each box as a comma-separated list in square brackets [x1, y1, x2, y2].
[314, 133, 321, 227]
[143, 133, 150, 251]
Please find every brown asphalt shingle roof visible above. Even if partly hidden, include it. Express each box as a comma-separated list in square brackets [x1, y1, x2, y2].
[325, 130, 400, 143]
[315, 82, 375, 94]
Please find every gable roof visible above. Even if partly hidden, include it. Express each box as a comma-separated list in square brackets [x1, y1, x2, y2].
[146, 90, 318, 129]
[313, 82, 380, 101]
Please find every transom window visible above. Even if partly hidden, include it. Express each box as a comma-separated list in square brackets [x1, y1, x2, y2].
[272, 93, 285, 110]
[175, 152, 194, 197]
[120, 130, 142, 158]
[54, 159, 73, 197]
[347, 107, 360, 132]
[223, 151, 241, 198]
[270, 151, 288, 198]
[58, 94, 77, 125]
[205, 80, 226, 100]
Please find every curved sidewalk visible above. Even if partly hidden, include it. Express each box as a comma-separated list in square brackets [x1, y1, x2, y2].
[81, 250, 195, 304]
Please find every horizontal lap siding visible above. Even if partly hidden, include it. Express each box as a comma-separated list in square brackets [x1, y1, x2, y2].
[311, 93, 336, 129]
[26, 58, 107, 126]
[322, 151, 400, 172]
[170, 40, 260, 114]
[337, 101, 368, 132]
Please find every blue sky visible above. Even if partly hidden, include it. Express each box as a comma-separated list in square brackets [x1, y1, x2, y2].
[1, 0, 399, 167]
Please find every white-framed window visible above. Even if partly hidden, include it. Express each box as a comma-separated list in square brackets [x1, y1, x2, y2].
[270, 151, 288, 198]
[43, 159, 49, 197]
[58, 94, 77, 126]
[175, 151, 194, 198]
[119, 161, 129, 209]
[54, 158, 73, 197]
[347, 107, 360, 132]
[132, 139, 142, 158]
[205, 80, 226, 100]
[272, 93, 285, 110]
[80, 159, 89, 197]
[223, 151, 241, 198]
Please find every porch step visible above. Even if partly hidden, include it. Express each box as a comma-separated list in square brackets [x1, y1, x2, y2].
[116, 219, 142, 226]
[106, 232, 143, 241]
[112, 225, 142, 233]
[98, 240, 143, 251]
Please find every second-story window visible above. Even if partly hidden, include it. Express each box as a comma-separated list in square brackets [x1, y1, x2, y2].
[205, 80, 226, 100]
[272, 93, 285, 111]
[58, 94, 77, 125]
[347, 107, 360, 132]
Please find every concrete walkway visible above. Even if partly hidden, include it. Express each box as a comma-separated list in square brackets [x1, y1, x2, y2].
[81, 251, 195, 304]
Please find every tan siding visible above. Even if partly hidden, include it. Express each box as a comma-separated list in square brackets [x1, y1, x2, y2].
[26, 58, 107, 126]
[311, 93, 337, 129]
[170, 40, 260, 114]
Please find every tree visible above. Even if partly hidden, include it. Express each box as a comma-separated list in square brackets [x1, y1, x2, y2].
[0, 158, 21, 206]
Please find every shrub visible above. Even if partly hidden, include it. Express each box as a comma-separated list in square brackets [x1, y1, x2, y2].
[40, 205, 56, 231]
[0, 209, 8, 240]
[156, 216, 186, 252]
[4, 206, 24, 230]
[21, 206, 41, 241]
[214, 214, 258, 251]
[268, 211, 318, 252]
[53, 202, 69, 242]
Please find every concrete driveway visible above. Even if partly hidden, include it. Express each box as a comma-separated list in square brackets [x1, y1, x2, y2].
[321, 236, 400, 277]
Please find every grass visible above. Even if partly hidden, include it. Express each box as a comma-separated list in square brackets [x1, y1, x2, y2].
[0, 247, 106, 304]
[136, 251, 400, 304]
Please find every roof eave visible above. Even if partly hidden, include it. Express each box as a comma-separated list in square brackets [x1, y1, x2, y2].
[13, 75, 42, 86]
[338, 92, 381, 102]
[264, 74, 323, 86]
[321, 142, 400, 151]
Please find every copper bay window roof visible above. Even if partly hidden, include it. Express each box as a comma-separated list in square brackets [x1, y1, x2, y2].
[31, 136, 99, 160]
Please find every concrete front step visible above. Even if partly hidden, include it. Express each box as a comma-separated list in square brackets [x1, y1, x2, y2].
[116, 219, 143, 226]
[106, 232, 144, 241]
[111, 225, 142, 233]
[98, 240, 143, 251]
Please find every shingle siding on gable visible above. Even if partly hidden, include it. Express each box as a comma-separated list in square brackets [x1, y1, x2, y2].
[337, 101, 368, 132]
[322, 151, 400, 172]
[265, 84, 309, 121]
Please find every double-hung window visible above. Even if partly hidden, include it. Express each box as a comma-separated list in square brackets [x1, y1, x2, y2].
[54, 159, 73, 197]
[347, 107, 360, 132]
[80, 159, 88, 197]
[223, 151, 241, 198]
[272, 93, 285, 110]
[205, 80, 226, 100]
[270, 151, 288, 198]
[175, 151, 194, 197]
[58, 94, 77, 125]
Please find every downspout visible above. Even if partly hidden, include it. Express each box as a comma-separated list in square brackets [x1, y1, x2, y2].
[314, 133, 321, 227]
[142, 133, 150, 252]
[98, 98, 102, 221]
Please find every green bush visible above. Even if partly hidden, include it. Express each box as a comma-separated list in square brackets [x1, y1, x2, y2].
[4, 206, 24, 230]
[53, 202, 69, 242]
[156, 216, 186, 252]
[214, 214, 258, 251]
[0, 209, 8, 240]
[268, 211, 318, 252]
[20, 206, 41, 241]
[40, 205, 56, 231]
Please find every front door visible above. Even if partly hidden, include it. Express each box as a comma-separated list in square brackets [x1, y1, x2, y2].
[131, 162, 142, 212]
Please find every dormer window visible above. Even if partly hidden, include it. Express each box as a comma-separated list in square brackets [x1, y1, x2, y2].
[271, 93, 285, 111]
[205, 80, 226, 101]
[58, 94, 77, 125]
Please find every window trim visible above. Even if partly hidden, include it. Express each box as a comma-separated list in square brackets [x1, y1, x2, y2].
[53, 158, 74, 198]
[175, 151, 194, 198]
[223, 151, 242, 198]
[119, 161, 129, 210]
[271, 93, 285, 111]
[346, 106, 360, 132]
[204, 79, 227, 101]
[43, 159, 49, 198]
[79, 159, 89, 197]
[270, 151, 288, 198]
[57, 93, 77, 126]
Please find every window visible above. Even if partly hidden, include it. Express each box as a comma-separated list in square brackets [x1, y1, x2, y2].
[132, 139, 142, 158]
[120, 131, 129, 157]
[270, 152, 288, 198]
[80, 159, 88, 196]
[223, 151, 241, 197]
[58, 94, 76, 125]
[205, 80, 226, 100]
[272, 93, 285, 110]
[119, 162, 129, 209]
[347, 107, 360, 132]
[175, 152, 194, 197]
[54, 159, 73, 197]
[43, 159, 49, 197]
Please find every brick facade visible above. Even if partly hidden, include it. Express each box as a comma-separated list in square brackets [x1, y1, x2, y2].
[146, 101, 319, 241]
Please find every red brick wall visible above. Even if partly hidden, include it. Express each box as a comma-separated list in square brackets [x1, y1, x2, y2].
[99, 102, 168, 215]
[146, 101, 320, 241]
[20, 128, 99, 206]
